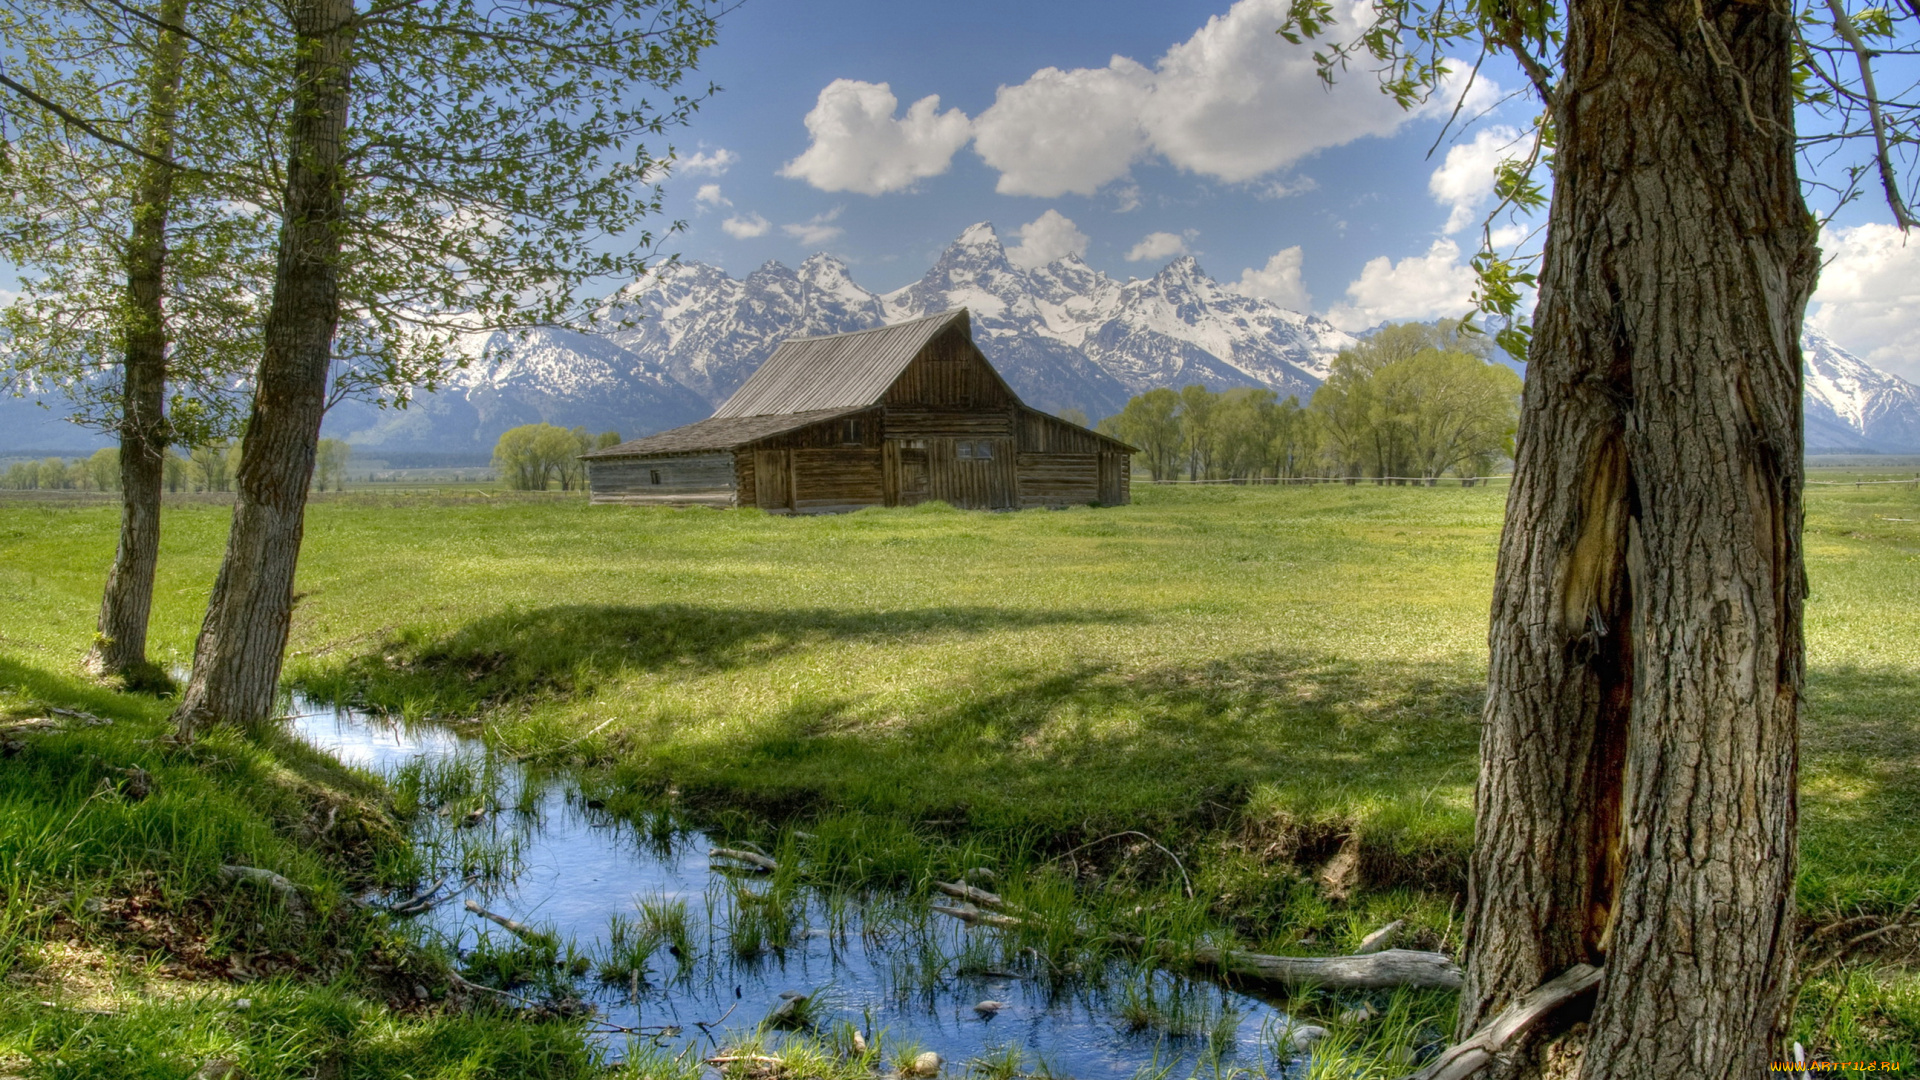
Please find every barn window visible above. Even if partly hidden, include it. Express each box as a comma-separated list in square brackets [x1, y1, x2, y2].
[974, 441, 993, 460]
[649, 469, 662, 485]
[956, 441, 973, 459]
[842, 419, 863, 444]
[903, 439, 926, 450]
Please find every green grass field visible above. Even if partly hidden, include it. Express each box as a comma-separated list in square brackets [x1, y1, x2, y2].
[3, 479, 1918, 1065]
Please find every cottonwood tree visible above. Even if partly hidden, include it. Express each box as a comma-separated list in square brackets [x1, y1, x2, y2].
[491, 422, 577, 491]
[1102, 387, 1184, 480]
[1, 0, 270, 683]
[1280, 0, 1918, 1071]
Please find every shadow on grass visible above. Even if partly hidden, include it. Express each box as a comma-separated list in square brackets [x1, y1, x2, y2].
[613, 648, 1488, 894]
[299, 602, 1138, 713]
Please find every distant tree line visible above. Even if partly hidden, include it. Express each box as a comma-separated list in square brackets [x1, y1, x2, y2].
[3, 438, 350, 493]
[1099, 322, 1522, 484]
[492, 424, 620, 491]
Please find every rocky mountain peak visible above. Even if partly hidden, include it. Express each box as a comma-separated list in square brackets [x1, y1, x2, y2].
[314, 224, 1920, 456]
[955, 221, 1004, 249]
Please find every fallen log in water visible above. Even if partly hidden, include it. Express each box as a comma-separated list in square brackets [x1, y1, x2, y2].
[934, 880, 1006, 908]
[463, 899, 554, 945]
[1402, 964, 1602, 1080]
[928, 896, 1461, 992]
[931, 901, 1024, 929]
[1188, 945, 1463, 992]
[709, 847, 778, 873]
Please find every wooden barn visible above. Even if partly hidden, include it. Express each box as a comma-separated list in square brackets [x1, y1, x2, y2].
[582, 309, 1133, 512]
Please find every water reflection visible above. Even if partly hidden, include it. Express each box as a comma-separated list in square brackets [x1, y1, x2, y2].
[289, 698, 1306, 1077]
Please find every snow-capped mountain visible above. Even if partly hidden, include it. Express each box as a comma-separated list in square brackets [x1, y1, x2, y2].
[1800, 326, 1920, 452]
[323, 324, 710, 454]
[588, 220, 1353, 425]
[306, 222, 1920, 455]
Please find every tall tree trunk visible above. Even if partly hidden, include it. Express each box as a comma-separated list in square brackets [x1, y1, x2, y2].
[85, 0, 190, 683]
[1462, 0, 1818, 1073]
[170, 0, 355, 735]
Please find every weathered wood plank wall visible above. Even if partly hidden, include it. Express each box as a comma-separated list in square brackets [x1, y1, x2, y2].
[587, 453, 737, 506]
[583, 324, 1131, 513]
[793, 448, 886, 513]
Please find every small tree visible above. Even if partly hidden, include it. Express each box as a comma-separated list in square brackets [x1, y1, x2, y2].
[189, 441, 234, 492]
[1105, 388, 1183, 481]
[84, 448, 121, 492]
[162, 450, 189, 493]
[492, 423, 582, 491]
[558, 426, 593, 491]
[313, 439, 352, 492]
[2, 0, 269, 681]
[168, 0, 720, 736]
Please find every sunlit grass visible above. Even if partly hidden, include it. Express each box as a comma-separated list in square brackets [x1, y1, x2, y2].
[4, 479, 1919, 1061]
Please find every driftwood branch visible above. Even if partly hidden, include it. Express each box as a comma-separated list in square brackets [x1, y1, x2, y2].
[1189, 945, 1464, 992]
[219, 865, 306, 915]
[933, 880, 1006, 903]
[710, 847, 778, 873]
[932, 901, 1025, 929]
[463, 899, 554, 945]
[931, 896, 1458, 991]
[1403, 963, 1603, 1080]
[1355, 919, 1405, 955]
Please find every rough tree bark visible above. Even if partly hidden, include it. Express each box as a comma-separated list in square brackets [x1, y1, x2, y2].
[171, 0, 355, 735]
[85, 0, 190, 683]
[1460, 0, 1818, 1074]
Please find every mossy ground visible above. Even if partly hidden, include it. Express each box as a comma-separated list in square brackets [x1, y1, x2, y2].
[3, 478, 1917, 1067]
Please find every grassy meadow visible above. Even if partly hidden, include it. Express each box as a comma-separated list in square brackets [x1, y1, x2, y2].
[3, 479, 1919, 1067]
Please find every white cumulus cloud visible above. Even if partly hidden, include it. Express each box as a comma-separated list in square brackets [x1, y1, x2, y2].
[1142, 0, 1438, 183]
[1005, 210, 1091, 269]
[972, 58, 1153, 197]
[678, 148, 737, 176]
[721, 212, 770, 239]
[1808, 223, 1920, 383]
[1429, 126, 1522, 234]
[783, 207, 845, 246]
[1125, 231, 1192, 262]
[779, 80, 972, 195]
[1229, 246, 1311, 310]
[787, 0, 1496, 200]
[694, 183, 731, 209]
[1325, 239, 1478, 331]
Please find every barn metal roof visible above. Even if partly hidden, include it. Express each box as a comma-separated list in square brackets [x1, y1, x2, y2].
[582, 307, 1136, 460]
[710, 309, 970, 419]
[580, 407, 871, 459]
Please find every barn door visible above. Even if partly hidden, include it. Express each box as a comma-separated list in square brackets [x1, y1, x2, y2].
[1098, 452, 1125, 504]
[985, 439, 1015, 509]
[755, 450, 793, 512]
[898, 444, 929, 505]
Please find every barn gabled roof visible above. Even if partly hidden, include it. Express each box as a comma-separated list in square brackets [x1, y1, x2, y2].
[582, 306, 1136, 460]
[711, 309, 970, 419]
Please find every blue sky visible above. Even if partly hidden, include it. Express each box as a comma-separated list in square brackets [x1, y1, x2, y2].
[1, 0, 1914, 381]
[650, 0, 1920, 379]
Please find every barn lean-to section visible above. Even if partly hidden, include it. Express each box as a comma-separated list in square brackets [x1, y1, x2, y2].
[582, 309, 1132, 512]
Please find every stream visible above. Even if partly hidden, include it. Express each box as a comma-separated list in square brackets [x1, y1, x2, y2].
[288, 696, 1320, 1078]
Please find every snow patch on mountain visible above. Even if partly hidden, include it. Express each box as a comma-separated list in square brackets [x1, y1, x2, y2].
[310, 222, 1920, 455]
[1801, 326, 1920, 451]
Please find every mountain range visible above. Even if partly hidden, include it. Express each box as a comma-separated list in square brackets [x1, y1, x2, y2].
[319, 221, 1359, 454]
[6, 222, 1918, 455]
